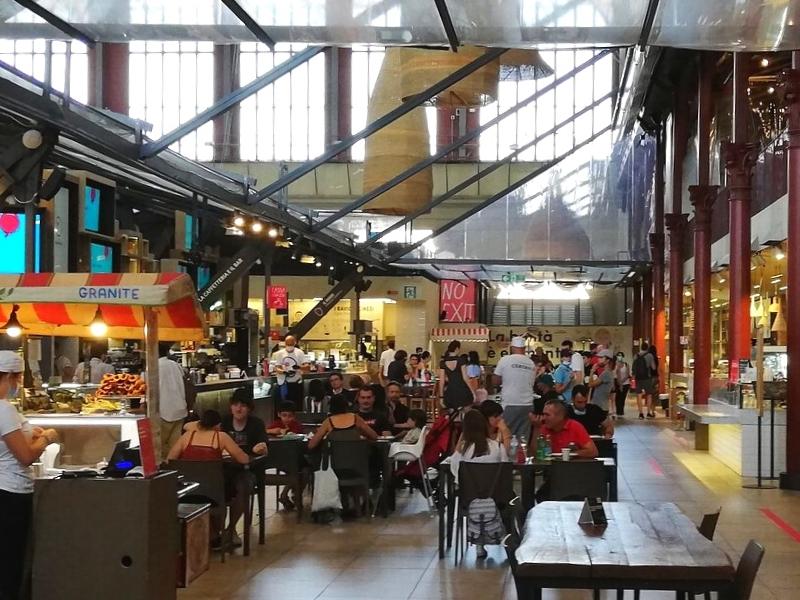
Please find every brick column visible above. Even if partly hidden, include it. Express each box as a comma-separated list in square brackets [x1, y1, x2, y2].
[650, 232, 666, 392]
[665, 213, 688, 374]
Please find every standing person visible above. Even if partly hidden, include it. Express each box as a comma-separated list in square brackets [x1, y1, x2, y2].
[492, 337, 535, 440]
[378, 340, 396, 385]
[465, 350, 483, 391]
[271, 335, 308, 411]
[73, 343, 115, 384]
[386, 349, 410, 384]
[648, 344, 663, 414]
[561, 339, 585, 385]
[0, 351, 58, 600]
[587, 350, 615, 412]
[553, 349, 576, 403]
[613, 352, 630, 418]
[152, 342, 189, 458]
[438, 340, 473, 410]
[632, 342, 657, 419]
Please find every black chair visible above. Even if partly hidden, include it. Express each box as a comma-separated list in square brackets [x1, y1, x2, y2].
[546, 460, 607, 501]
[329, 439, 372, 517]
[454, 462, 516, 564]
[698, 507, 722, 541]
[594, 438, 618, 462]
[735, 540, 765, 600]
[263, 439, 307, 522]
[168, 460, 230, 562]
[295, 412, 326, 433]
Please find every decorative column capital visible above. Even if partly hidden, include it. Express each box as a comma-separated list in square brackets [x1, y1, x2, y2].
[722, 140, 759, 200]
[777, 67, 800, 141]
[664, 213, 689, 233]
[689, 185, 719, 230]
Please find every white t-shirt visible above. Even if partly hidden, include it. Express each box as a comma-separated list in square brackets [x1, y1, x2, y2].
[73, 357, 115, 384]
[494, 353, 535, 406]
[0, 400, 33, 493]
[570, 351, 585, 376]
[272, 348, 306, 384]
[450, 438, 509, 483]
[158, 357, 187, 423]
[379, 348, 395, 376]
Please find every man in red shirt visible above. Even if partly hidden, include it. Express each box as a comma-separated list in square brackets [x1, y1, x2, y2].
[539, 398, 598, 458]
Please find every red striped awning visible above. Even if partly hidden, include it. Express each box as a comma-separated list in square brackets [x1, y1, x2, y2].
[0, 273, 205, 340]
[430, 325, 489, 342]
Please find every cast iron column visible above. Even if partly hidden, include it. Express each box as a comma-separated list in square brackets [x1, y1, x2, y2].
[87, 43, 129, 114]
[650, 232, 666, 391]
[632, 280, 642, 344]
[666, 213, 688, 374]
[641, 269, 653, 344]
[778, 54, 800, 489]
[689, 185, 718, 404]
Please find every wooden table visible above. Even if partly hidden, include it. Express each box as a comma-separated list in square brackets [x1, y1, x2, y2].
[515, 502, 735, 599]
[435, 458, 618, 559]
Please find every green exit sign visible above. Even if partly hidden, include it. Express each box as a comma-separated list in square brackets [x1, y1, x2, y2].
[501, 273, 525, 283]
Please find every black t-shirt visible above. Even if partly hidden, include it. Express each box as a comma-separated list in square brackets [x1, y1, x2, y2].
[389, 401, 410, 426]
[221, 415, 267, 452]
[387, 360, 408, 383]
[356, 410, 392, 434]
[567, 404, 607, 436]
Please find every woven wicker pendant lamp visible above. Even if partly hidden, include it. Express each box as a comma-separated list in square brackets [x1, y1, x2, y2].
[400, 46, 500, 106]
[499, 49, 554, 81]
[362, 48, 433, 215]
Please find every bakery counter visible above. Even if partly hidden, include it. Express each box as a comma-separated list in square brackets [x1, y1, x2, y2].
[26, 413, 144, 466]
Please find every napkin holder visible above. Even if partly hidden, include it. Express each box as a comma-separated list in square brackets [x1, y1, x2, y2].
[578, 497, 607, 526]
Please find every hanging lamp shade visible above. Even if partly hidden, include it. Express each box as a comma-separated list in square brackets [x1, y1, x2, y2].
[400, 46, 500, 107]
[772, 298, 787, 344]
[499, 49, 554, 81]
[362, 48, 433, 216]
[749, 295, 759, 318]
[758, 310, 771, 330]
[769, 296, 780, 313]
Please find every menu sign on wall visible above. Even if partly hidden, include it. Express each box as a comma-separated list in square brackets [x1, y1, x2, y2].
[439, 280, 476, 323]
[267, 285, 288, 309]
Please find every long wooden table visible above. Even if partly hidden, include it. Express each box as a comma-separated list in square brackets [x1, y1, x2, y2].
[515, 502, 736, 599]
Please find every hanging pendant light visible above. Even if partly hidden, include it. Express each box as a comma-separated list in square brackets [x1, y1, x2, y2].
[2, 304, 23, 338]
[749, 295, 759, 318]
[89, 307, 108, 337]
[769, 295, 780, 313]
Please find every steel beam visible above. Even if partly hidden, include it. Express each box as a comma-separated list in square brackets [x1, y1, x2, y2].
[221, 0, 276, 50]
[12, 0, 95, 47]
[434, 0, 460, 52]
[638, 0, 661, 48]
[315, 51, 610, 233]
[365, 92, 612, 248]
[387, 125, 611, 262]
[141, 46, 323, 158]
[250, 47, 508, 203]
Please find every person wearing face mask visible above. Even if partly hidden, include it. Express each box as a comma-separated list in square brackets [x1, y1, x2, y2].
[0, 351, 59, 600]
[552, 349, 576, 403]
[568, 385, 613, 438]
[271, 334, 309, 411]
[613, 352, 630, 418]
[587, 349, 615, 412]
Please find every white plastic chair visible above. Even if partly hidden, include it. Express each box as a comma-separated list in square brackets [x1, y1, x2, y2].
[389, 426, 434, 512]
[42, 443, 61, 471]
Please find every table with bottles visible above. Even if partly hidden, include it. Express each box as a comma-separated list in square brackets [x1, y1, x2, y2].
[435, 453, 617, 559]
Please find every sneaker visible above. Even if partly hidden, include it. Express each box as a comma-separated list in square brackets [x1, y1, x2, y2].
[638, 413, 645, 420]
[229, 532, 243, 548]
[646, 412, 655, 419]
[475, 544, 488, 560]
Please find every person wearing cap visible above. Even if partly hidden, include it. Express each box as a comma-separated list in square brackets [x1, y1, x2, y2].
[0, 351, 58, 600]
[492, 336, 535, 440]
[587, 349, 615, 412]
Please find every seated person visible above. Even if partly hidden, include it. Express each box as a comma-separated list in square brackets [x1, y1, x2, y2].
[167, 410, 249, 548]
[449, 409, 509, 560]
[267, 401, 305, 435]
[345, 375, 365, 408]
[220, 390, 267, 542]
[353, 386, 392, 436]
[307, 395, 378, 450]
[569, 385, 614, 438]
[326, 372, 347, 408]
[477, 399, 512, 453]
[534, 373, 555, 398]
[385, 381, 412, 429]
[538, 398, 598, 458]
[305, 378, 328, 413]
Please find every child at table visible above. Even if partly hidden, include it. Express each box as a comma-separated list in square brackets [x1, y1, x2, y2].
[397, 409, 427, 445]
[267, 401, 304, 436]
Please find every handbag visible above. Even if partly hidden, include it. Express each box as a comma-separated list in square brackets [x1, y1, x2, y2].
[311, 444, 342, 513]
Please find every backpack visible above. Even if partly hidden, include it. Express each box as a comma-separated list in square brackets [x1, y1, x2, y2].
[465, 465, 507, 546]
[632, 354, 650, 381]
[467, 498, 506, 545]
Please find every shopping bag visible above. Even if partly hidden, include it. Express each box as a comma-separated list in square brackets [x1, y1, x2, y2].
[311, 447, 342, 512]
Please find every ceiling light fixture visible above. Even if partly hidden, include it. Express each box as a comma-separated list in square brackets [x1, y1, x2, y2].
[89, 308, 108, 337]
[267, 226, 279, 238]
[233, 214, 245, 228]
[2, 305, 23, 338]
[251, 221, 263, 234]
[760, 57, 769, 67]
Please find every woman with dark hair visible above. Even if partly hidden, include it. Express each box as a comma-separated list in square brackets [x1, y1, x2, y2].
[449, 409, 508, 559]
[168, 410, 249, 464]
[305, 377, 328, 413]
[438, 340, 473, 410]
[307, 395, 377, 449]
[466, 350, 483, 391]
[387, 349, 410, 383]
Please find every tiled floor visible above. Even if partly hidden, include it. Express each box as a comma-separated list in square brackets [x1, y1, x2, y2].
[180, 409, 800, 600]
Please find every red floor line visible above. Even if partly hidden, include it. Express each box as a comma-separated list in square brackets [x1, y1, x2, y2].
[647, 457, 664, 477]
[760, 508, 800, 543]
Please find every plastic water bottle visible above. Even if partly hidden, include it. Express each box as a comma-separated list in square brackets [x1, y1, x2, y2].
[544, 435, 552, 457]
[516, 437, 527, 464]
[509, 435, 519, 461]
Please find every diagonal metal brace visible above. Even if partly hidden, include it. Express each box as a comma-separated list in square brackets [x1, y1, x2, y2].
[249, 47, 508, 204]
[12, 0, 95, 47]
[221, 0, 276, 50]
[141, 46, 324, 158]
[314, 50, 610, 233]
